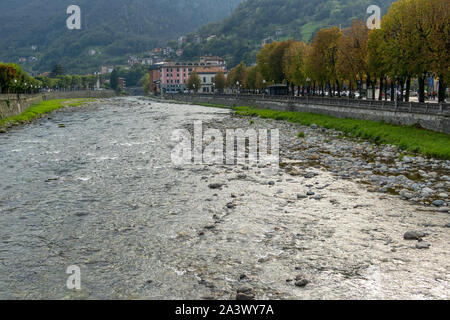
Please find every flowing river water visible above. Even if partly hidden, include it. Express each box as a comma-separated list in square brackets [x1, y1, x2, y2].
[0, 97, 448, 299]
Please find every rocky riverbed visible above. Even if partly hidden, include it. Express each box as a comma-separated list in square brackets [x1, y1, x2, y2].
[0, 97, 448, 299]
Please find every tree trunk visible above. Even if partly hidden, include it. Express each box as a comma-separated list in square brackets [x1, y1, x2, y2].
[378, 77, 383, 101]
[399, 79, 404, 102]
[390, 81, 394, 101]
[366, 75, 371, 99]
[438, 77, 446, 103]
[384, 78, 388, 101]
[418, 75, 425, 103]
[359, 77, 363, 98]
[405, 77, 411, 102]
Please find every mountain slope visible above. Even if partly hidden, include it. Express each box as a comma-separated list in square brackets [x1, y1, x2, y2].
[181, 0, 395, 66]
[0, 0, 243, 73]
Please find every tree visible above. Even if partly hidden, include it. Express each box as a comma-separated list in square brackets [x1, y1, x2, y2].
[283, 41, 309, 95]
[0, 63, 18, 93]
[139, 74, 150, 95]
[337, 20, 369, 98]
[367, 29, 388, 100]
[308, 27, 342, 96]
[425, 0, 449, 102]
[244, 66, 258, 91]
[50, 64, 65, 78]
[226, 62, 247, 88]
[186, 71, 202, 92]
[213, 71, 226, 92]
[110, 69, 119, 90]
[257, 40, 293, 84]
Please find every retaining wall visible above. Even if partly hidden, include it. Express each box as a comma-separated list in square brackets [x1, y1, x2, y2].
[168, 94, 450, 134]
[0, 90, 116, 119]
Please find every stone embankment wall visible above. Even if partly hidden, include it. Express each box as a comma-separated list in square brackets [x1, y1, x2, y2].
[0, 90, 116, 119]
[167, 94, 450, 134]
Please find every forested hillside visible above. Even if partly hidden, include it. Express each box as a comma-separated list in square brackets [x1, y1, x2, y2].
[181, 0, 395, 66]
[0, 0, 243, 74]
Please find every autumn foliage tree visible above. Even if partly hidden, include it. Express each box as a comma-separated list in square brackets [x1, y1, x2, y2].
[213, 70, 226, 92]
[283, 41, 310, 95]
[186, 71, 202, 92]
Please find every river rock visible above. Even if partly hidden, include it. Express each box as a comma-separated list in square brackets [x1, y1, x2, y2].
[226, 202, 236, 209]
[421, 187, 434, 197]
[404, 231, 427, 240]
[297, 194, 307, 199]
[416, 242, 431, 249]
[432, 200, 445, 207]
[306, 191, 315, 196]
[236, 285, 255, 300]
[208, 183, 224, 189]
[400, 189, 413, 200]
[294, 279, 309, 287]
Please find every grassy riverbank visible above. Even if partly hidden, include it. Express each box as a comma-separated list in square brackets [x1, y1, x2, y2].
[0, 98, 94, 129]
[234, 106, 450, 160]
[194, 101, 450, 160]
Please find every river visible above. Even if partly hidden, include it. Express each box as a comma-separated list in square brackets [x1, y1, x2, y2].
[0, 97, 448, 299]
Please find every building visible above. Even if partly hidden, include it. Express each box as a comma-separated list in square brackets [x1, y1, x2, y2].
[118, 77, 126, 89]
[199, 56, 226, 69]
[148, 65, 162, 94]
[196, 67, 227, 93]
[193, 35, 203, 44]
[159, 58, 227, 93]
[178, 36, 187, 47]
[100, 66, 114, 75]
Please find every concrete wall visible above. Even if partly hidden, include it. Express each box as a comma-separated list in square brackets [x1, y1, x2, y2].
[0, 90, 115, 119]
[169, 94, 450, 134]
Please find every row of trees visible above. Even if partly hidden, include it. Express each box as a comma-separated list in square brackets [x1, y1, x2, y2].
[0, 63, 42, 94]
[0, 62, 101, 94]
[225, 0, 448, 103]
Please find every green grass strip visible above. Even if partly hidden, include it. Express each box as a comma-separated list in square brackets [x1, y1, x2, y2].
[233, 106, 450, 160]
[0, 98, 94, 128]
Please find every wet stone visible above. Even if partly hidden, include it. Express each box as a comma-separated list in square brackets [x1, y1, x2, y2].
[208, 183, 224, 189]
[432, 200, 445, 207]
[416, 242, 431, 249]
[404, 231, 427, 240]
[294, 279, 309, 287]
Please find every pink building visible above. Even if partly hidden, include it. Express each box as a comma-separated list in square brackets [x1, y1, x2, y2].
[160, 62, 194, 92]
[160, 60, 227, 93]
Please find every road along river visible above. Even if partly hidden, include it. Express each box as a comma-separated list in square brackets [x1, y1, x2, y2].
[0, 97, 448, 299]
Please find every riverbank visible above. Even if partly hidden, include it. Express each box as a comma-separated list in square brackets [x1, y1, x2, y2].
[0, 98, 95, 131]
[190, 101, 450, 160]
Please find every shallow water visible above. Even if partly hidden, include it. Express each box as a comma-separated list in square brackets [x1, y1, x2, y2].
[0, 97, 448, 299]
